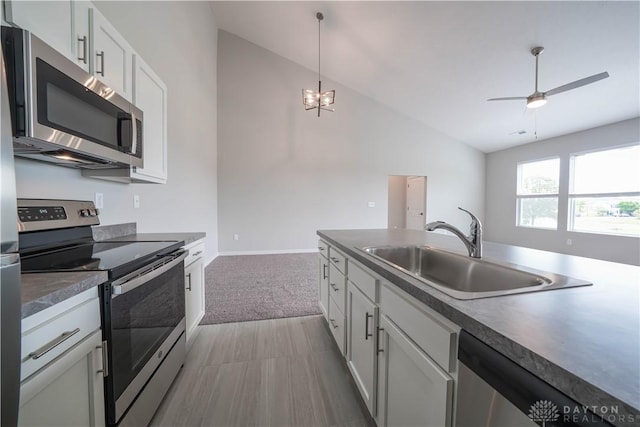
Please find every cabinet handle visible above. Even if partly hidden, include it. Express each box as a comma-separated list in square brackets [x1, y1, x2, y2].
[77, 35, 87, 64]
[186, 273, 192, 291]
[329, 319, 338, 329]
[28, 328, 80, 360]
[365, 312, 373, 340]
[96, 51, 105, 76]
[192, 251, 203, 257]
[322, 263, 327, 280]
[330, 257, 340, 263]
[330, 283, 339, 292]
[97, 340, 109, 378]
[376, 327, 384, 353]
[318, 246, 325, 251]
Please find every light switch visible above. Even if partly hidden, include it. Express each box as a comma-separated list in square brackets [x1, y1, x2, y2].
[133, 194, 140, 209]
[94, 193, 104, 209]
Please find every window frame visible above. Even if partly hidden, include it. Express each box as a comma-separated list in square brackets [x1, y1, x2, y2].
[567, 144, 640, 237]
[515, 156, 560, 230]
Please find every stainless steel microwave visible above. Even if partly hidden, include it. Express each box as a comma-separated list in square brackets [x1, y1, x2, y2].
[1, 27, 143, 169]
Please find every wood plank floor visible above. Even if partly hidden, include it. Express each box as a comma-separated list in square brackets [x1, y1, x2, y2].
[150, 315, 376, 427]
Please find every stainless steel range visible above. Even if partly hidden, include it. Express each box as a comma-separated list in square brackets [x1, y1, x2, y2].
[18, 199, 186, 426]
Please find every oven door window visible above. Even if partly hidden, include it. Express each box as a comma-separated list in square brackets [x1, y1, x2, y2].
[35, 58, 139, 156]
[108, 261, 185, 401]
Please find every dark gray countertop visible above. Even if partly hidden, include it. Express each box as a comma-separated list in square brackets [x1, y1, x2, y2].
[318, 229, 640, 426]
[21, 271, 108, 319]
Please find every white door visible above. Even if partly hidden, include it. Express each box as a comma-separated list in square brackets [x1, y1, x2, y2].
[406, 176, 426, 230]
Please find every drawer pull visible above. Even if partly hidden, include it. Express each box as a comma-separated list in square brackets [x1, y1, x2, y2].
[318, 246, 325, 251]
[329, 319, 339, 329]
[192, 251, 203, 257]
[376, 327, 384, 353]
[330, 283, 339, 292]
[365, 312, 373, 340]
[28, 328, 81, 360]
[330, 257, 340, 263]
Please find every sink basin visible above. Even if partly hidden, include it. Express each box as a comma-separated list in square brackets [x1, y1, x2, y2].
[360, 245, 591, 299]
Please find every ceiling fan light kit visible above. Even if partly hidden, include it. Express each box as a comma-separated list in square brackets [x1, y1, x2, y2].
[488, 46, 609, 109]
[302, 12, 335, 117]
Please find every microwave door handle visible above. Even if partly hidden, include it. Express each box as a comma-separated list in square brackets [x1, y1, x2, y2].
[130, 112, 137, 157]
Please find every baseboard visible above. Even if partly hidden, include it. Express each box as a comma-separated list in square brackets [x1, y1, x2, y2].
[217, 248, 318, 256]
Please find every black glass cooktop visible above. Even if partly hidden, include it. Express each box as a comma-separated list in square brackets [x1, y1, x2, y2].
[21, 240, 182, 279]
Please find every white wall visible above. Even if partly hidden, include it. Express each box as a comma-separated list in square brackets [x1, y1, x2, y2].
[217, 31, 485, 253]
[14, 1, 219, 263]
[485, 118, 640, 265]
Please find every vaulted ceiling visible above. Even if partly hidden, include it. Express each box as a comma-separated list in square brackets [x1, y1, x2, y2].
[210, 1, 640, 153]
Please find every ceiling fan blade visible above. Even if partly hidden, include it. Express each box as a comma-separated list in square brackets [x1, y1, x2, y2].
[487, 97, 528, 101]
[545, 72, 609, 96]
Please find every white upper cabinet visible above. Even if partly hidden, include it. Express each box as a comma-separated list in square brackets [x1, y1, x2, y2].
[4, 1, 73, 56]
[89, 7, 133, 101]
[73, 1, 91, 71]
[131, 54, 168, 183]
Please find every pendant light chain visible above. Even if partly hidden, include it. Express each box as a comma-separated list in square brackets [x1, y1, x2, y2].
[318, 14, 321, 83]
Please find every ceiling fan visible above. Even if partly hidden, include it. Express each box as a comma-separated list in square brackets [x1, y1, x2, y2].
[488, 46, 609, 109]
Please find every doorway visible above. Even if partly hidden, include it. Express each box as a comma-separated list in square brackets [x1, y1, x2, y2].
[388, 176, 427, 230]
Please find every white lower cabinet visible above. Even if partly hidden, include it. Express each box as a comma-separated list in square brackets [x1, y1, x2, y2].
[318, 241, 461, 426]
[318, 240, 329, 320]
[19, 330, 105, 427]
[346, 283, 378, 415]
[184, 239, 205, 345]
[376, 315, 454, 427]
[19, 287, 105, 426]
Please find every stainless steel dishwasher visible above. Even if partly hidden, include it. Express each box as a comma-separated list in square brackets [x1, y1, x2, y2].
[456, 330, 613, 427]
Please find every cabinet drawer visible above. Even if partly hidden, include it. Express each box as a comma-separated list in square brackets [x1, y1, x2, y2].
[328, 296, 345, 354]
[329, 263, 346, 314]
[21, 295, 101, 381]
[348, 260, 378, 302]
[184, 240, 205, 267]
[318, 239, 329, 259]
[328, 247, 347, 274]
[380, 283, 458, 372]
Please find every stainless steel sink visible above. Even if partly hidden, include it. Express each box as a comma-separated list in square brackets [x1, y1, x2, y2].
[360, 245, 591, 299]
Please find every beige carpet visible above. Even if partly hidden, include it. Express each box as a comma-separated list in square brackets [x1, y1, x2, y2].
[200, 253, 321, 324]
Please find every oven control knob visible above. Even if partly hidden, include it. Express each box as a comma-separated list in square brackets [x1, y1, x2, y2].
[80, 209, 89, 217]
[89, 208, 98, 216]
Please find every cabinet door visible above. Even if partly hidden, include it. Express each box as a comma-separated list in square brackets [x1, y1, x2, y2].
[185, 256, 205, 343]
[18, 331, 105, 426]
[376, 315, 454, 427]
[73, 1, 91, 72]
[346, 284, 378, 416]
[90, 7, 133, 101]
[131, 54, 168, 183]
[318, 256, 329, 320]
[5, 1, 74, 63]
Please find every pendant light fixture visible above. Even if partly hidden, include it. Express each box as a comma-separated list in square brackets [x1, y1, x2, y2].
[302, 12, 335, 117]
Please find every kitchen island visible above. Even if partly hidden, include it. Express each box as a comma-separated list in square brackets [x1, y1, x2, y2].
[318, 228, 640, 426]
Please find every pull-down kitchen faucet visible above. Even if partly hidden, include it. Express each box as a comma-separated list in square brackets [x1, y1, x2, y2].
[425, 207, 483, 258]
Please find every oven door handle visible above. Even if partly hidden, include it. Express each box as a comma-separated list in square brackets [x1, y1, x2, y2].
[112, 250, 188, 295]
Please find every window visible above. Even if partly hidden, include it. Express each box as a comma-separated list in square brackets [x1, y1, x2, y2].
[569, 145, 640, 237]
[516, 158, 560, 229]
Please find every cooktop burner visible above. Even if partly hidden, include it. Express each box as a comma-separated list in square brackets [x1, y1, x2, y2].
[21, 240, 182, 279]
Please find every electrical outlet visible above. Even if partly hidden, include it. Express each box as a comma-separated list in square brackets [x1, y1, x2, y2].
[94, 193, 104, 209]
[233, 234, 239, 241]
[133, 194, 140, 209]
[368, 201, 376, 208]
